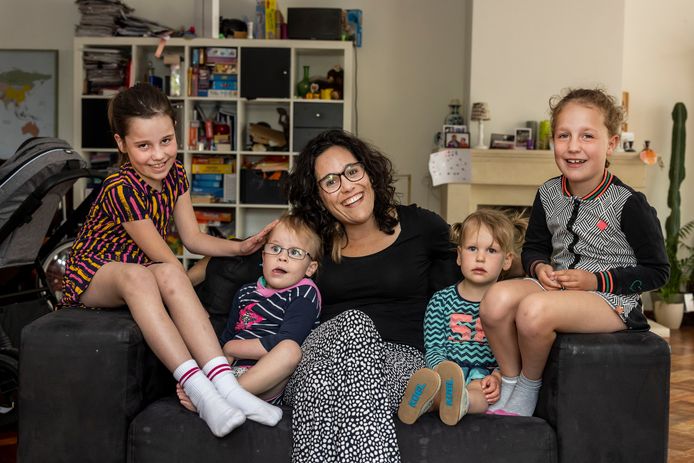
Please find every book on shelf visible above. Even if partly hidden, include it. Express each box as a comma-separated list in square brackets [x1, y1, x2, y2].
[224, 173, 237, 202]
[206, 47, 237, 64]
[195, 210, 233, 223]
[197, 67, 210, 97]
[265, 0, 277, 39]
[191, 194, 218, 204]
[192, 173, 224, 187]
[192, 185, 224, 196]
[255, 0, 265, 39]
[192, 172, 223, 180]
[191, 163, 233, 174]
[192, 156, 227, 164]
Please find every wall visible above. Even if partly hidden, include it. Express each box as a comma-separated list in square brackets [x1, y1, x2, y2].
[1, 0, 691, 226]
[0, 0, 471, 213]
[623, 0, 694, 230]
[469, 0, 625, 145]
[1, 0, 79, 151]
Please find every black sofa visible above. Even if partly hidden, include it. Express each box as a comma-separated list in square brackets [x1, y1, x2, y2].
[18, 255, 671, 462]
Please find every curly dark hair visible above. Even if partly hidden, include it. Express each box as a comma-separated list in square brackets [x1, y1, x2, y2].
[285, 130, 399, 262]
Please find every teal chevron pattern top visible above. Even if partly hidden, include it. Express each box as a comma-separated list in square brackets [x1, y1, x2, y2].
[423, 284, 497, 371]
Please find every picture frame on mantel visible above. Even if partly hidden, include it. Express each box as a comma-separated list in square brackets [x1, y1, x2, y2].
[490, 133, 515, 149]
[0, 49, 58, 158]
[514, 127, 532, 150]
[445, 132, 470, 148]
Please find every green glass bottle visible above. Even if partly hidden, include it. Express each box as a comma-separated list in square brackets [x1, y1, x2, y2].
[296, 65, 311, 98]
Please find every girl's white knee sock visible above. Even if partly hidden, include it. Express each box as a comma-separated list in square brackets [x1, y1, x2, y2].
[174, 359, 245, 436]
[203, 356, 283, 426]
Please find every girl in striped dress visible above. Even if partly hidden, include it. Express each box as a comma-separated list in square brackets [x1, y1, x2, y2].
[61, 83, 282, 437]
[480, 88, 669, 417]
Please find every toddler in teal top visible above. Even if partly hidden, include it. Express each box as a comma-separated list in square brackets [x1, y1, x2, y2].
[398, 209, 527, 426]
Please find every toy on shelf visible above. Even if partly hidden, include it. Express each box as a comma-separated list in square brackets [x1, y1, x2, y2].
[248, 108, 289, 151]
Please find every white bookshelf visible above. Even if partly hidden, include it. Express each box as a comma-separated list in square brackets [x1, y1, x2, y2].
[73, 37, 355, 266]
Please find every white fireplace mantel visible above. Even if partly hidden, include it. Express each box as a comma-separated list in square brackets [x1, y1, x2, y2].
[440, 149, 646, 223]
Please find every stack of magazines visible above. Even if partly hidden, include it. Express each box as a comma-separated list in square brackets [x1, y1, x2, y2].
[116, 13, 173, 37]
[75, 0, 132, 37]
[83, 48, 129, 94]
[75, 0, 174, 38]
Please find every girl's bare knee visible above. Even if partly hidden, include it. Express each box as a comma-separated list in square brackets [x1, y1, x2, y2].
[516, 295, 552, 338]
[150, 262, 189, 296]
[480, 283, 514, 325]
[119, 265, 157, 297]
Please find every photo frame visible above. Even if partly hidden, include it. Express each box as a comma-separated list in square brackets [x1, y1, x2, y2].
[490, 133, 515, 149]
[445, 132, 470, 148]
[514, 127, 532, 150]
[443, 124, 467, 134]
[0, 49, 58, 158]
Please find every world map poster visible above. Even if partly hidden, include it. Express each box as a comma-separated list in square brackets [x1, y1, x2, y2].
[0, 50, 57, 158]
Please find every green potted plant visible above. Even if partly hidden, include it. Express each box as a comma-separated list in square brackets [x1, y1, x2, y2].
[654, 102, 689, 328]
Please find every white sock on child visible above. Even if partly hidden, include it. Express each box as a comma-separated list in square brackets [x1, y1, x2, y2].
[502, 373, 542, 417]
[487, 374, 518, 412]
[174, 360, 246, 437]
[203, 356, 283, 426]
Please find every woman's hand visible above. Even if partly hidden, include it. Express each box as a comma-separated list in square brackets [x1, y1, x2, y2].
[553, 269, 597, 291]
[536, 263, 562, 291]
[481, 374, 501, 404]
[236, 219, 278, 256]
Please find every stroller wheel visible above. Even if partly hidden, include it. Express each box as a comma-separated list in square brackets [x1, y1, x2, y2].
[0, 352, 19, 426]
[41, 239, 74, 302]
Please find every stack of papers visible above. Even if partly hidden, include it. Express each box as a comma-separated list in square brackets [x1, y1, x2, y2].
[116, 11, 174, 37]
[83, 48, 128, 92]
[75, 0, 174, 38]
[75, 0, 132, 37]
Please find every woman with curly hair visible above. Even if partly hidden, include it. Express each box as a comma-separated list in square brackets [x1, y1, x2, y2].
[283, 130, 459, 462]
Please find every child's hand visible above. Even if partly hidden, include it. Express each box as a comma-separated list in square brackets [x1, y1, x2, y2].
[481, 374, 501, 404]
[237, 219, 278, 255]
[553, 269, 597, 291]
[536, 263, 562, 291]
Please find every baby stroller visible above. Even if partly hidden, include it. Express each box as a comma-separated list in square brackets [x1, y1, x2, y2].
[0, 137, 106, 425]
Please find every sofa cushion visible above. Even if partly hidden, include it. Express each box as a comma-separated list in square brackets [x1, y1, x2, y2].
[129, 396, 557, 463]
[195, 253, 263, 335]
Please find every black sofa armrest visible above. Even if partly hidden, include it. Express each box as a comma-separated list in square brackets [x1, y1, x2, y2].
[535, 331, 670, 463]
[18, 308, 170, 463]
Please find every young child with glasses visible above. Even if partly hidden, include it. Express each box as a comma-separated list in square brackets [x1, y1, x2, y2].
[178, 213, 322, 408]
